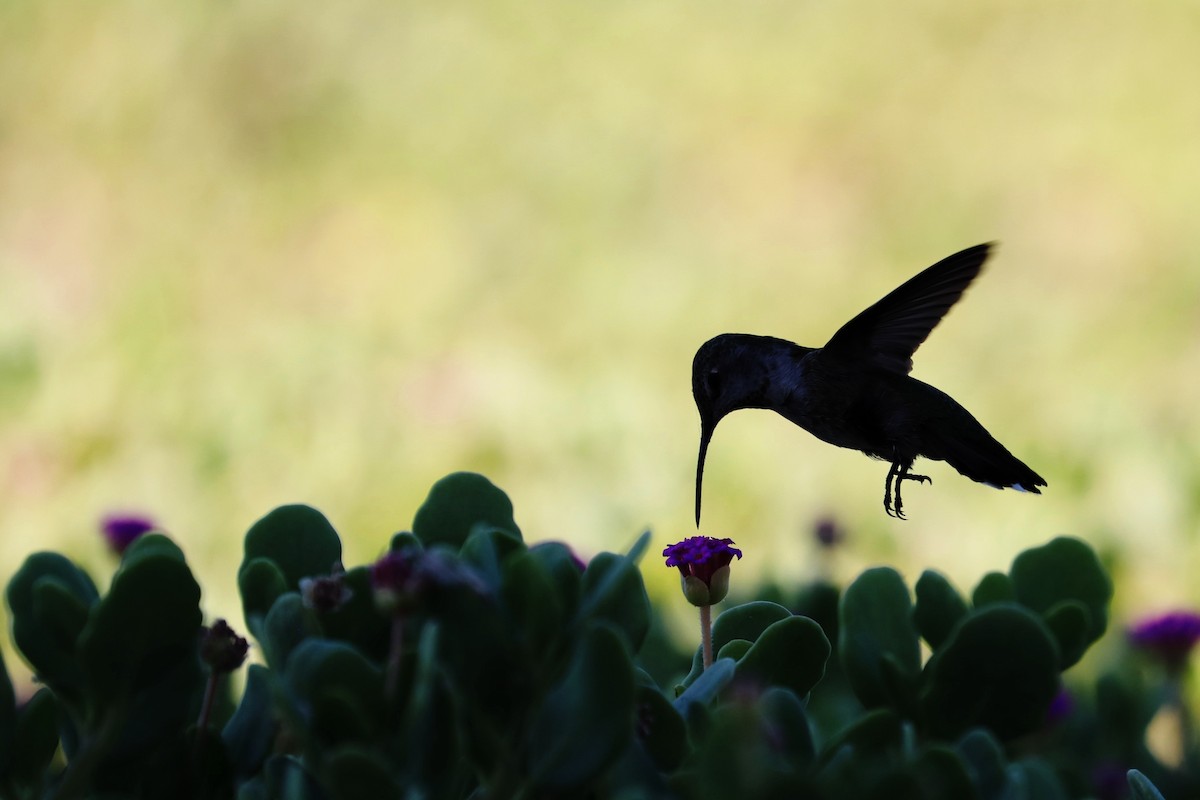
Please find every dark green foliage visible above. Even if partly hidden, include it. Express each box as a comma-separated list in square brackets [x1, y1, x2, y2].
[6, 552, 99, 714]
[919, 605, 1060, 739]
[839, 567, 921, 712]
[412, 471, 521, 549]
[972, 571, 1015, 607]
[733, 615, 830, 698]
[223, 665, 275, 780]
[527, 623, 636, 790]
[0, 473, 1178, 800]
[1128, 768, 1167, 800]
[712, 600, 791, 652]
[913, 570, 968, 649]
[242, 504, 343, 590]
[1010, 536, 1112, 668]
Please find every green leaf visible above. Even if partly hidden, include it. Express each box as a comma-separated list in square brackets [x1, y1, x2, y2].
[389, 531, 423, 553]
[635, 682, 687, 771]
[503, 548, 567, 659]
[241, 504, 343, 590]
[264, 755, 326, 800]
[1127, 769, 1167, 800]
[138, 727, 232, 800]
[625, 530, 652, 563]
[682, 686, 816, 798]
[526, 541, 583, 615]
[756, 687, 815, 764]
[716, 639, 752, 662]
[78, 551, 203, 704]
[0, 648, 13, 776]
[577, 552, 650, 652]
[711, 601, 791, 654]
[1007, 757, 1069, 800]
[919, 605, 1060, 740]
[673, 658, 735, 719]
[322, 747, 401, 799]
[314, 566, 391, 661]
[459, 527, 523, 591]
[261, 593, 322, 670]
[1010, 536, 1112, 658]
[817, 707, 904, 767]
[734, 616, 830, 698]
[397, 624, 465, 797]
[955, 728, 1010, 800]
[838, 567, 921, 711]
[6, 553, 98, 711]
[223, 664, 276, 780]
[1041, 600, 1092, 670]
[908, 744, 977, 800]
[238, 557, 289, 639]
[120, 532, 186, 566]
[528, 623, 635, 791]
[913, 570, 968, 650]
[412, 472, 521, 550]
[6, 688, 60, 787]
[284, 640, 385, 748]
[971, 572, 1014, 607]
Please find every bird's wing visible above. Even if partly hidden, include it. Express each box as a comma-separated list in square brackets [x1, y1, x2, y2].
[821, 243, 993, 374]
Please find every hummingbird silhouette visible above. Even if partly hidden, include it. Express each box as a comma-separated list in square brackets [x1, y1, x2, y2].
[692, 243, 1045, 523]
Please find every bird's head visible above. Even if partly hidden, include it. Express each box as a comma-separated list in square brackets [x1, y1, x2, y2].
[692, 334, 772, 526]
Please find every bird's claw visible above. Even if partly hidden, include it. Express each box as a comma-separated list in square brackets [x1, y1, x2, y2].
[883, 463, 931, 520]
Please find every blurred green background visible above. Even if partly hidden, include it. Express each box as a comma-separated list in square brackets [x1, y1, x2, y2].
[2, 0, 1199, 682]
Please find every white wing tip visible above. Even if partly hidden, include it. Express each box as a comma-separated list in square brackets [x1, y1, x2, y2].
[981, 481, 1032, 493]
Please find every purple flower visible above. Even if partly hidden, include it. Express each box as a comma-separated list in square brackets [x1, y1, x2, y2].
[200, 619, 249, 674]
[370, 548, 486, 615]
[300, 562, 353, 613]
[663, 536, 743, 606]
[1045, 685, 1074, 726]
[1128, 610, 1200, 671]
[1090, 761, 1129, 800]
[371, 550, 420, 614]
[813, 516, 845, 549]
[100, 513, 157, 555]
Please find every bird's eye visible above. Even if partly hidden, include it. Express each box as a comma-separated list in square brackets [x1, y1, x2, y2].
[705, 369, 722, 396]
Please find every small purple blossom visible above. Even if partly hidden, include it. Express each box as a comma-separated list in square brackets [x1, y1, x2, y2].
[664, 536, 743, 582]
[813, 516, 845, 549]
[100, 513, 157, 555]
[370, 548, 486, 614]
[1045, 685, 1074, 727]
[300, 562, 353, 613]
[200, 619, 249, 674]
[1128, 610, 1200, 671]
[371, 550, 420, 613]
[1090, 761, 1129, 800]
[663, 536, 742, 606]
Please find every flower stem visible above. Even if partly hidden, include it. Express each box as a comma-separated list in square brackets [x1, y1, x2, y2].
[700, 604, 713, 669]
[386, 614, 405, 704]
[197, 671, 220, 734]
[193, 671, 221, 765]
[1166, 673, 1194, 760]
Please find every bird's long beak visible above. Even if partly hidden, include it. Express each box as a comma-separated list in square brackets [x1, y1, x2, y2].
[695, 416, 715, 527]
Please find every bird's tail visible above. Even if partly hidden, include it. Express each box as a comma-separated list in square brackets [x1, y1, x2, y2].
[927, 420, 1046, 494]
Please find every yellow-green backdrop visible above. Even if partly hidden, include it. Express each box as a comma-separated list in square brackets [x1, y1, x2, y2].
[1, 0, 1198, 685]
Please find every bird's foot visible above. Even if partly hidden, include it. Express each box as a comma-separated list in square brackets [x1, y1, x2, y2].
[883, 464, 932, 520]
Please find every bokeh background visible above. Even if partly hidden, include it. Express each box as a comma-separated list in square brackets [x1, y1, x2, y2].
[2, 1, 1199, 683]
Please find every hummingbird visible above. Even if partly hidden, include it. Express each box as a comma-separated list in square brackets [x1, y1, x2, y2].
[692, 243, 1046, 523]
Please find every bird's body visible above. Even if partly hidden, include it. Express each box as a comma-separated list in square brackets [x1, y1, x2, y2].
[693, 244, 1045, 522]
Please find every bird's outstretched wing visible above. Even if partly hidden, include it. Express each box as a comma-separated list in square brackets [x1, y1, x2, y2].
[821, 243, 992, 374]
